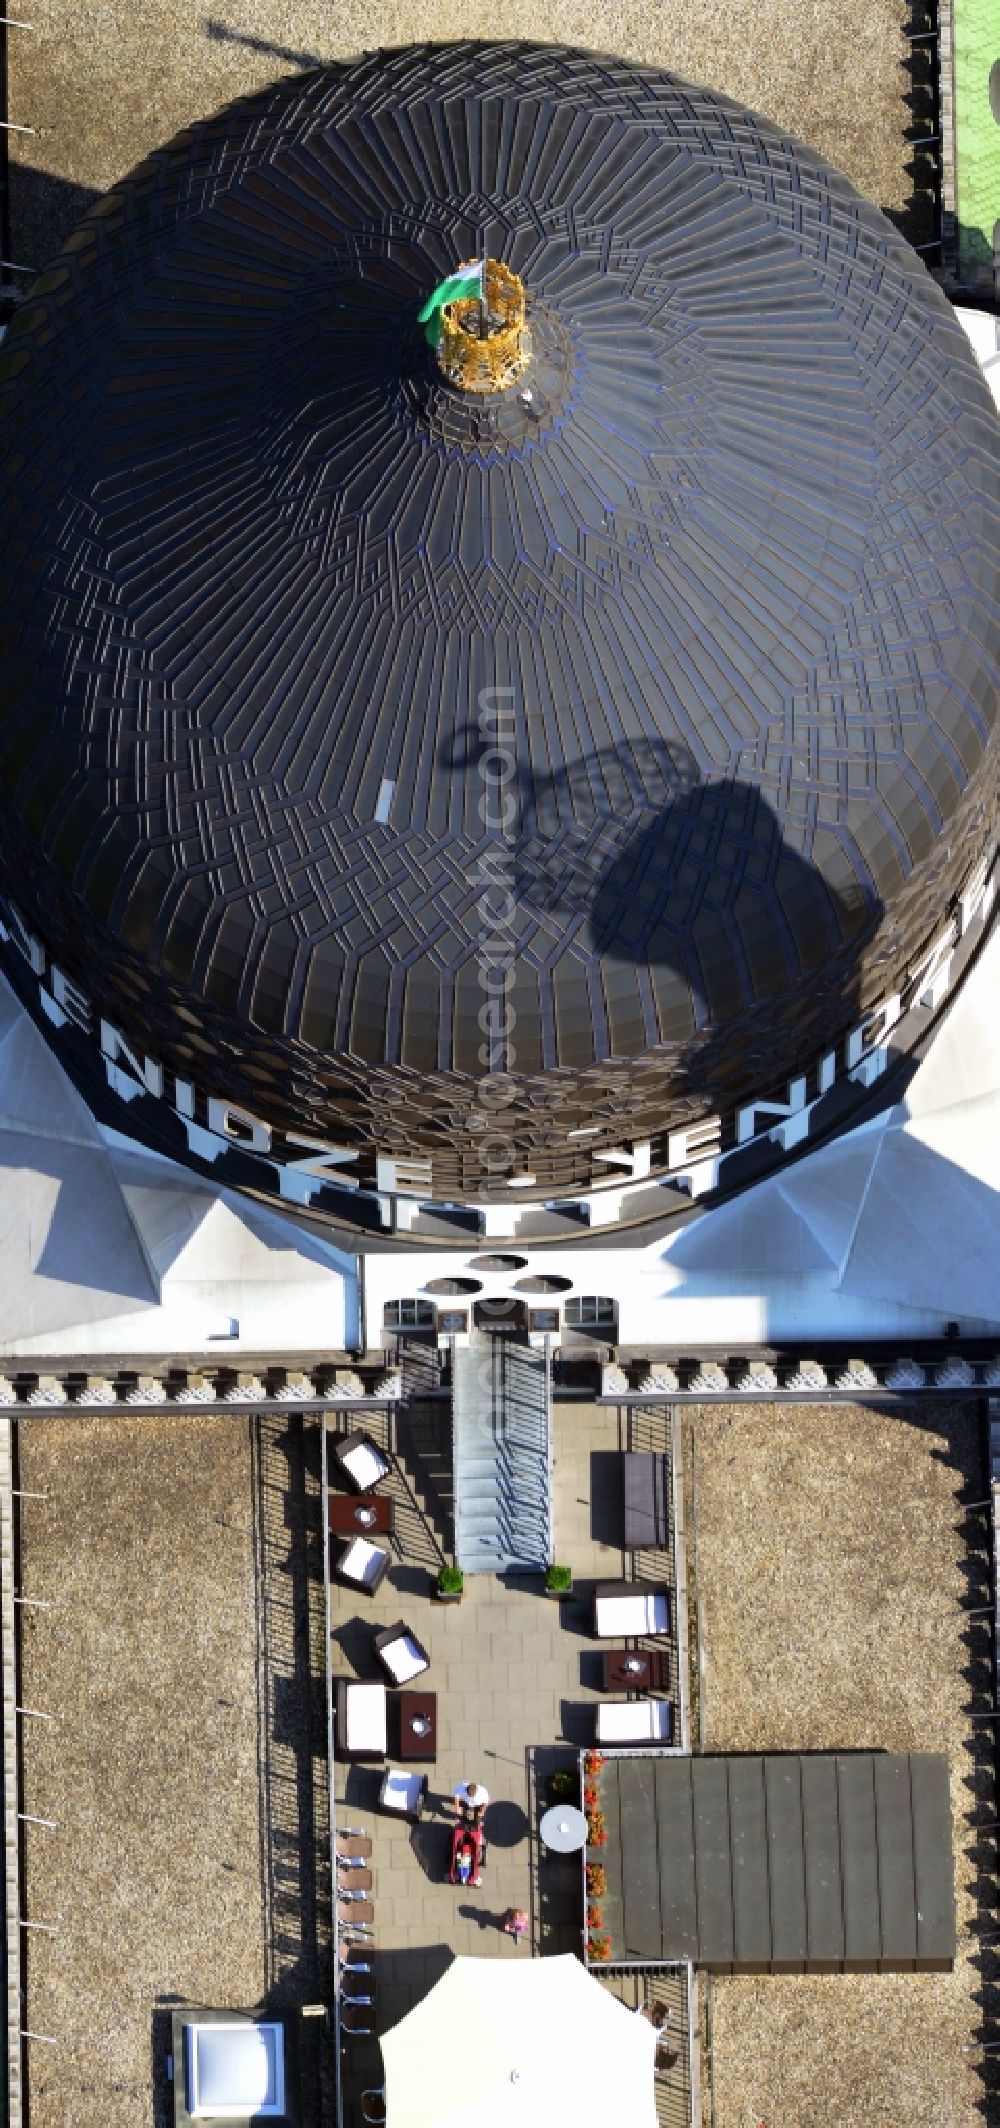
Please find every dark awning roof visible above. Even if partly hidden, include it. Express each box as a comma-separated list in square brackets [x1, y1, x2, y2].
[600, 1752, 955, 1973]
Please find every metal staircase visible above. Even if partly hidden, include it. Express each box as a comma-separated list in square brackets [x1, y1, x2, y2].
[452, 1331, 552, 1574]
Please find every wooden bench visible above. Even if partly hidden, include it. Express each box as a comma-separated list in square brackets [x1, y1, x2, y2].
[622, 1451, 669, 1551]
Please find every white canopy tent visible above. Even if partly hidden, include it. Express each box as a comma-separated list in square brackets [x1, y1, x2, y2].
[379, 1953, 659, 2128]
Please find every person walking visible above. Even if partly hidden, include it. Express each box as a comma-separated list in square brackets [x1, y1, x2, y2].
[502, 1907, 529, 1944]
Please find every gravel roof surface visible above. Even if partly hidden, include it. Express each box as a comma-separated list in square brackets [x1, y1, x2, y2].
[688, 1397, 992, 2128]
[16, 1413, 266, 2128]
[10, 2, 917, 270]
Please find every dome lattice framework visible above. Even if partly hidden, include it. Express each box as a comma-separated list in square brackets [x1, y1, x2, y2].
[0, 43, 997, 1202]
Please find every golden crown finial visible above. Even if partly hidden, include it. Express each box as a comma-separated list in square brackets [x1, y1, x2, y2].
[435, 259, 530, 395]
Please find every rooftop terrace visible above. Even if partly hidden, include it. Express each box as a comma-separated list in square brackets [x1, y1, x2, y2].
[10, 1384, 988, 2128]
[324, 1392, 693, 2127]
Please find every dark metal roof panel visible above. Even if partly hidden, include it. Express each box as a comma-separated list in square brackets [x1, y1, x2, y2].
[618, 1754, 661, 1961]
[836, 1754, 881, 1973]
[910, 1753, 956, 1971]
[655, 1757, 698, 1961]
[764, 1755, 808, 1973]
[600, 1755, 626, 1958]
[874, 1755, 918, 1972]
[603, 1751, 953, 1976]
[728, 1756, 771, 1971]
[801, 1757, 845, 1971]
[692, 1757, 734, 1968]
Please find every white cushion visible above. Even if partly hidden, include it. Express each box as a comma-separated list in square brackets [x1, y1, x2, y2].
[381, 1769, 424, 1814]
[344, 1682, 387, 1753]
[594, 1590, 670, 1637]
[185, 2022, 285, 2118]
[380, 1632, 427, 1683]
[596, 1700, 673, 1743]
[341, 1441, 389, 1488]
[339, 1536, 385, 1586]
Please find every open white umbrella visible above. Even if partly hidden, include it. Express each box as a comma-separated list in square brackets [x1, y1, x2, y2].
[379, 1953, 660, 2128]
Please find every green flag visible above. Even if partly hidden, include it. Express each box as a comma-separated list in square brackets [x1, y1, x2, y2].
[418, 261, 485, 345]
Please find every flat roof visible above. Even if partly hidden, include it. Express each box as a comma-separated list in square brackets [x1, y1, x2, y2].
[601, 1753, 955, 1973]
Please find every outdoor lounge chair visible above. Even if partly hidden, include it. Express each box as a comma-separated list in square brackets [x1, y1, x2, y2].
[335, 1535, 392, 1594]
[621, 1451, 669, 1551]
[337, 1895, 375, 1926]
[596, 1698, 674, 1745]
[334, 1680, 388, 1760]
[335, 1828, 373, 1862]
[340, 1978, 376, 2006]
[378, 1767, 428, 1821]
[373, 1621, 431, 1685]
[592, 1580, 670, 1638]
[333, 1430, 392, 1493]
[337, 1865, 374, 1893]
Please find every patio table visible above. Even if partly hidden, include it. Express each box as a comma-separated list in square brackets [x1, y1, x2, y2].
[328, 1492, 395, 1538]
[539, 1803, 588, 1854]
[397, 1689, 437, 1761]
[601, 1648, 671, 1692]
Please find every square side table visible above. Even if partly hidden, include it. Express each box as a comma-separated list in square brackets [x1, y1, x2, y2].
[397, 1689, 437, 1761]
[601, 1649, 652, 1691]
[328, 1491, 395, 1539]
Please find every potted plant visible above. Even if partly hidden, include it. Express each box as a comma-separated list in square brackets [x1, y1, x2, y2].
[434, 1564, 465, 1602]
[583, 1751, 605, 1781]
[586, 1807, 608, 1847]
[545, 1563, 573, 1598]
[586, 1863, 607, 1898]
[546, 1767, 578, 1804]
[587, 1931, 612, 1963]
